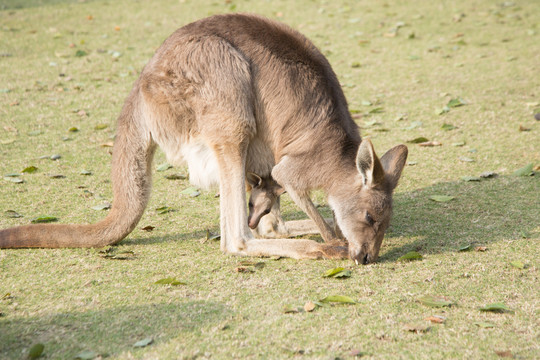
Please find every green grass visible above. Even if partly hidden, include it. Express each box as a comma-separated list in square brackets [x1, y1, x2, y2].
[1, 0, 539, 359]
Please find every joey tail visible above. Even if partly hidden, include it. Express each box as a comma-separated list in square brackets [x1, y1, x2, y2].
[0, 91, 156, 248]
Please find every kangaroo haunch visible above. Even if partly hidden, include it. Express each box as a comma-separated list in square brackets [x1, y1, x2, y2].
[0, 14, 408, 264]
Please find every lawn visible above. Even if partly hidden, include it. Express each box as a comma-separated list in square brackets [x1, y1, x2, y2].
[0, 0, 538, 359]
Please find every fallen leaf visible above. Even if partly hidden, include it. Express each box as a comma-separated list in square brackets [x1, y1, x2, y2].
[441, 123, 456, 131]
[31, 216, 58, 224]
[4, 177, 24, 183]
[80, 170, 92, 176]
[75, 350, 97, 360]
[437, 106, 450, 115]
[156, 163, 172, 171]
[404, 121, 422, 130]
[518, 125, 530, 132]
[407, 137, 429, 144]
[452, 141, 466, 147]
[323, 267, 343, 277]
[424, 315, 445, 324]
[459, 156, 475, 162]
[99, 250, 135, 260]
[350, 349, 369, 357]
[304, 301, 317, 312]
[164, 173, 186, 180]
[368, 107, 384, 114]
[447, 97, 467, 108]
[479, 171, 498, 178]
[154, 277, 185, 285]
[418, 295, 454, 307]
[429, 195, 455, 202]
[475, 246, 487, 252]
[479, 302, 513, 313]
[205, 230, 220, 241]
[5, 210, 23, 218]
[94, 124, 108, 130]
[235, 266, 255, 273]
[461, 176, 481, 182]
[68, 127, 79, 132]
[512, 163, 534, 176]
[282, 305, 302, 314]
[404, 323, 431, 333]
[509, 260, 526, 269]
[494, 350, 513, 358]
[91, 203, 111, 211]
[319, 295, 357, 304]
[363, 119, 379, 127]
[156, 206, 175, 214]
[28, 343, 44, 359]
[50, 154, 61, 160]
[458, 244, 472, 252]
[181, 186, 200, 197]
[22, 166, 38, 174]
[133, 338, 154, 348]
[49, 174, 66, 179]
[418, 141, 442, 147]
[397, 251, 423, 261]
[100, 142, 114, 147]
[141, 225, 155, 232]
[474, 322, 495, 328]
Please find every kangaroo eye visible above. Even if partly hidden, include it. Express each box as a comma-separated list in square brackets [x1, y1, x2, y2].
[263, 209, 271, 215]
[365, 212, 375, 226]
[248, 202, 254, 209]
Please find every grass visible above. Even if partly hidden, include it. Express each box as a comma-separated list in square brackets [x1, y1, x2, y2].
[0, 0, 539, 359]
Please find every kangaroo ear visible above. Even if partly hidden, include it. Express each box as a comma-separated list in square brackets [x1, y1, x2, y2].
[356, 139, 385, 187]
[380, 145, 408, 190]
[274, 185, 286, 197]
[246, 172, 263, 188]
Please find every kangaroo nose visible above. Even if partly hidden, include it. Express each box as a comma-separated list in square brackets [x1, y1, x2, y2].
[362, 253, 370, 265]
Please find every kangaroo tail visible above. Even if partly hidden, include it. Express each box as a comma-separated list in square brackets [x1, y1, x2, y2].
[0, 88, 156, 248]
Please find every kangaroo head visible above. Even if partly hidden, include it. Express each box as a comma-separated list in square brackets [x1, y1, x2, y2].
[247, 173, 285, 229]
[329, 139, 408, 265]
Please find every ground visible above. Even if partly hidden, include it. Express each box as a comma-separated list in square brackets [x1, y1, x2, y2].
[0, 0, 538, 359]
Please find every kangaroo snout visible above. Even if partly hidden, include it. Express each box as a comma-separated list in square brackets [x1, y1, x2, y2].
[349, 243, 378, 265]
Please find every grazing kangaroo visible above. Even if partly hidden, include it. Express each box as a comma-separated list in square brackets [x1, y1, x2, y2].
[0, 14, 407, 264]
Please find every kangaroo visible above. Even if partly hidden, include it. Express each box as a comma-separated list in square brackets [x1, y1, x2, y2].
[0, 14, 407, 264]
[246, 173, 339, 240]
[246, 172, 284, 230]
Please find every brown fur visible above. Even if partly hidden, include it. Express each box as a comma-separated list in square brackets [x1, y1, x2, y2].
[0, 14, 407, 264]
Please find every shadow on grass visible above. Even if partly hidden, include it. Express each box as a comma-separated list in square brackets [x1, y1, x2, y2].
[1, 0, 94, 11]
[120, 175, 538, 263]
[0, 300, 229, 358]
[381, 174, 538, 262]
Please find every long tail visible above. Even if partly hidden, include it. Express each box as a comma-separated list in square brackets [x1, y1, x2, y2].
[0, 89, 156, 248]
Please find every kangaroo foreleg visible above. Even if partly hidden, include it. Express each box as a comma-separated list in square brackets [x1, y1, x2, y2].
[283, 189, 338, 242]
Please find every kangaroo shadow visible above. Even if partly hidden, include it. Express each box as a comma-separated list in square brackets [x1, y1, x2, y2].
[0, 300, 229, 358]
[380, 175, 539, 262]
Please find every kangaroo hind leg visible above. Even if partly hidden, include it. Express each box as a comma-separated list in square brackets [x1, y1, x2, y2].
[193, 36, 256, 255]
